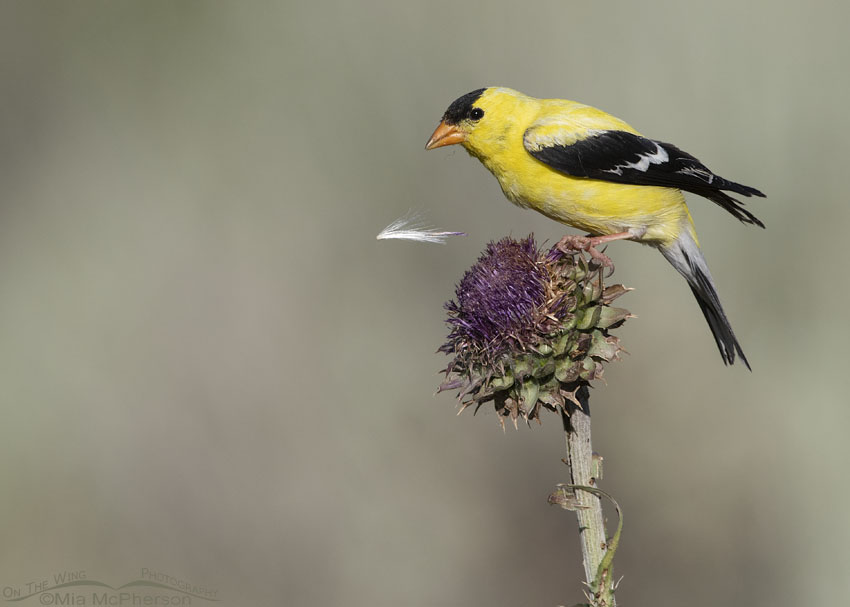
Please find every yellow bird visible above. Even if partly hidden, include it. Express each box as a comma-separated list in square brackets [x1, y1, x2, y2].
[426, 87, 764, 369]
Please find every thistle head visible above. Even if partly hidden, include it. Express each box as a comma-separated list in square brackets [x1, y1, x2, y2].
[438, 236, 631, 427]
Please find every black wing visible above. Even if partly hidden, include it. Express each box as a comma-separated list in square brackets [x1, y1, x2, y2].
[526, 129, 765, 227]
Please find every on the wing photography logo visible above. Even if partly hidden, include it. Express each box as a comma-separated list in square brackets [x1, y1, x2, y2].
[2, 569, 218, 605]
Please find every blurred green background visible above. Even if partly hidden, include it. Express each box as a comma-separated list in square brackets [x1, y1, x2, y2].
[1, 1, 848, 605]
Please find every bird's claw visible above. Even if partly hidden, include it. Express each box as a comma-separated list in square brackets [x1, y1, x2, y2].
[586, 246, 615, 273]
[556, 235, 615, 273]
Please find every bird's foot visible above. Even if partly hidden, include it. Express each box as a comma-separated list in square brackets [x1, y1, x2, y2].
[556, 235, 615, 271]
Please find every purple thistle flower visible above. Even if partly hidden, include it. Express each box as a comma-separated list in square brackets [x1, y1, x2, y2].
[442, 237, 546, 358]
[439, 236, 631, 427]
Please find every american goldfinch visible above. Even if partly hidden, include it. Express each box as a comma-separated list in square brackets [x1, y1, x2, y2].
[426, 87, 764, 368]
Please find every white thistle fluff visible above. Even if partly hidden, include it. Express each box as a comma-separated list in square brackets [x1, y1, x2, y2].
[376, 211, 465, 244]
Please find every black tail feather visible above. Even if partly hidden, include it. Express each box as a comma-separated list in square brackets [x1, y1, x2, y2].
[685, 252, 751, 370]
[689, 285, 750, 370]
[660, 233, 751, 370]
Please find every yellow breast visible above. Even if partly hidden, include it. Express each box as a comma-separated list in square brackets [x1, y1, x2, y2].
[499, 152, 691, 244]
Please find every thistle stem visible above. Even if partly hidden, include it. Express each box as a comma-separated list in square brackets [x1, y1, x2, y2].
[561, 386, 615, 605]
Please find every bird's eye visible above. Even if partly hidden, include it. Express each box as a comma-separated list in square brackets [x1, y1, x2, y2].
[470, 108, 484, 120]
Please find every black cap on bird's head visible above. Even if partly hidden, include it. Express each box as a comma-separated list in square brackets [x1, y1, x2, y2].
[425, 87, 487, 150]
[442, 88, 486, 125]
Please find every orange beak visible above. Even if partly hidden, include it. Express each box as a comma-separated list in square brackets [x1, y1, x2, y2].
[425, 121, 466, 150]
